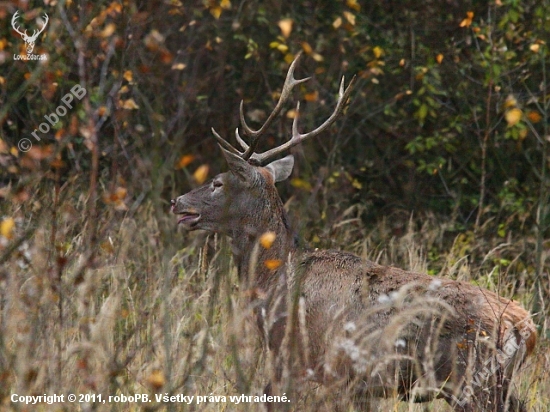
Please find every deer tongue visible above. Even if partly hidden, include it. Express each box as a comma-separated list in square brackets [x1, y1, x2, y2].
[177, 213, 200, 225]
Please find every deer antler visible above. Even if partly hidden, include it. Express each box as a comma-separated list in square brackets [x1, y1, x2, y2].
[211, 53, 356, 165]
[11, 11, 28, 38]
[28, 13, 49, 41]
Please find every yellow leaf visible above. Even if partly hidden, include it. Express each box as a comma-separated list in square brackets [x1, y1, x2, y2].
[301, 42, 313, 54]
[304, 91, 318, 102]
[123, 70, 133, 82]
[399, 58, 406, 66]
[108, 1, 122, 13]
[121, 98, 139, 110]
[172, 63, 187, 70]
[290, 178, 312, 191]
[97, 106, 108, 117]
[0, 217, 15, 240]
[264, 259, 282, 270]
[210, 6, 222, 19]
[114, 186, 127, 200]
[193, 164, 209, 184]
[176, 154, 195, 169]
[286, 109, 297, 119]
[505, 108, 522, 127]
[220, 0, 231, 9]
[519, 128, 528, 140]
[276, 44, 289, 53]
[503, 95, 517, 109]
[527, 111, 541, 123]
[147, 370, 165, 390]
[333, 17, 342, 29]
[530, 44, 540, 53]
[260, 231, 276, 249]
[373, 46, 383, 59]
[278, 18, 293, 38]
[284, 53, 295, 64]
[100, 23, 116, 38]
[103, 187, 128, 210]
[460, 11, 474, 27]
[343, 11, 355, 25]
[312, 53, 324, 62]
[436, 53, 444, 64]
[144, 30, 165, 50]
[346, 0, 361, 11]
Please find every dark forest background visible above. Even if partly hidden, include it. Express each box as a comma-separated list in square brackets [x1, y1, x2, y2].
[0, 1, 549, 408]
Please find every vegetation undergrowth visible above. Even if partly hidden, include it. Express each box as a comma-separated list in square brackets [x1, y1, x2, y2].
[0, 174, 547, 411]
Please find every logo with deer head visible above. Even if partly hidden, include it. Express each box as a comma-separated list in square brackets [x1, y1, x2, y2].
[11, 11, 49, 55]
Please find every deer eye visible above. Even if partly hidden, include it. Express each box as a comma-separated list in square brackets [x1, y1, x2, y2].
[212, 180, 223, 190]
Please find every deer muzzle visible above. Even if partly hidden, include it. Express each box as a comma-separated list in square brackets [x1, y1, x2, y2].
[171, 199, 201, 228]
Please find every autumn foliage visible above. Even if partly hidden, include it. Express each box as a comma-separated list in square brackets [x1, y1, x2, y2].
[0, 0, 549, 410]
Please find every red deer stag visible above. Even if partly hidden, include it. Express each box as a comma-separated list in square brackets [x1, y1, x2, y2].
[171, 55, 536, 411]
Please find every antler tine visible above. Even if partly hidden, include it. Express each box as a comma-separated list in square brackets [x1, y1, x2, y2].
[241, 52, 310, 160]
[211, 127, 243, 156]
[11, 11, 27, 36]
[235, 129, 249, 151]
[31, 13, 48, 39]
[251, 74, 357, 164]
[291, 101, 301, 137]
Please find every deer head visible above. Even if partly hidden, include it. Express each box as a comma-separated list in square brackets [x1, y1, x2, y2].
[11, 11, 49, 55]
[171, 150, 294, 235]
[171, 54, 355, 240]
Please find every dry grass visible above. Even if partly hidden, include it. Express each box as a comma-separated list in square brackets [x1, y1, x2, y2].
[0, 181, 548, 412]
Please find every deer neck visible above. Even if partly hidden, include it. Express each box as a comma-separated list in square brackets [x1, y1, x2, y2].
[230, 200, 294, 293]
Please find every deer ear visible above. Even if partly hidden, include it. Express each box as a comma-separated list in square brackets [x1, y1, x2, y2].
[219, 146, 255, 183]
[265, 155, 294, 183]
